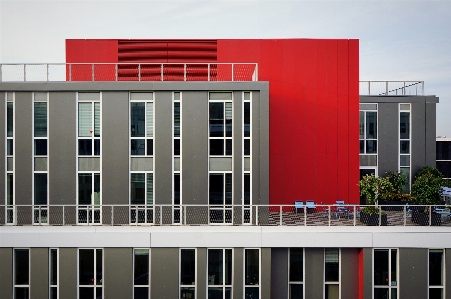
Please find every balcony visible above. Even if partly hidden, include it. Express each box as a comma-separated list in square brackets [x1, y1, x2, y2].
[360, 81, 424, 96]
[1, 204, 450, 227]
[0, 63, 258, 82]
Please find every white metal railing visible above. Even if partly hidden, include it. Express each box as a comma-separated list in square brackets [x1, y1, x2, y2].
[360, 81, 424, 96]
[1, 204, 450, 227]
[0, 63, 258, 82]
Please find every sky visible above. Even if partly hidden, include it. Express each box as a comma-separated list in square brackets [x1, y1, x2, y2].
[1, 0, 450, 135]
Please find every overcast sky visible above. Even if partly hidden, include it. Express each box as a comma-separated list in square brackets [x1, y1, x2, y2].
[1, 0, 450, 135]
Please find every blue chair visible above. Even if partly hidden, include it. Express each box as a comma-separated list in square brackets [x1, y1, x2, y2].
[294, 201, 304, 213]
[306, 200, 316, 212]
[335, 200, 350, 219]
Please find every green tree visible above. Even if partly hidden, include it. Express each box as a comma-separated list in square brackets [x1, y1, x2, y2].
[411, 166, 444, 205]
[385, 170, 407, 194]
[358, 173, 394, 205]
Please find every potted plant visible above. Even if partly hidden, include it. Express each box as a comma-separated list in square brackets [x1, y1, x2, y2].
[379, 171, 409, 211]
[358, 174, 392, 226]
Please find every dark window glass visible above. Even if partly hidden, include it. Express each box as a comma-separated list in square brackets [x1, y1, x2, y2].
[131, 103, 145, 137]
[174, 139, 180, 156]
[400, 112, 410, 139]
[366, 112, 377, 139]
[225, 249, 232, 285]
[94, 174, 100, 204]
[35, 139, 47, 156]
[429, 288, 443, 299]
[7, 174, 13, 205]
[244, 102, 250, 137]
[359, 111, 364, 139]
[79, 287, 93, 299]
[225, 103, 232, 137]
[226, 139, 232, 155]
[210, 103, 224, 137]
[78, 174, 92, 205]
[181, 249, 196, 285]
[209, 174, 223, 205]
[374, 250, 389, 286]
[131, 174, 145, 205]
[244, 174, 250, 205]
[134, 287, 149, 299]
[366, 140, 377, 154]
[359, 140, 364, 154]
[78, 139, 92, 155]
[245, 287, 259, 298]
[78, 249, 94, 285]
[50, 287, 57, 299]
[210, 140, 224, 155]
[50, 249, 58, 286]
[134, 249, 149, 285]
[14, 249, 29, 285]
[34, 102, 47, 137]
[436, 141, 451, 160]
[94, 139, 100, 156]
[7, 139, 13, 156]
[34, 173, 47, 205]
[180, 288, 195, 299]
[225, 174, 232, 205]
[96, 249, 102, 285]
[437, 161, 451, 178]
[174, 102, 180, 137]
[400, 140, 410, 154]
[244, 139, 250, 155]
[147, 139, 153, 156]
[131, 139, 145, 155]
[245, 249, 259, 285]
[290, 248, 303, 282]
[374, 288, 389, 299]
[325, 248, 339, 282]
[208, 249, 223, 285]
[7, 102, 13, 137]
[290, 284, 303, 299]
[429, 250, 443, 286]
[174, 174, 180, 205]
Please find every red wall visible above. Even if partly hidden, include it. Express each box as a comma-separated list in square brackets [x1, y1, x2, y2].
[66, 38, 360, 204]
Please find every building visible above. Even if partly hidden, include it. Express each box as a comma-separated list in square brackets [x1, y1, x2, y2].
[0, 39, 448, 299]
[437, 137, 451, 180]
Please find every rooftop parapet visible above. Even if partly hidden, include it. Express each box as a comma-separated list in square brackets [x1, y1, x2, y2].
[360, 81, 424, 96]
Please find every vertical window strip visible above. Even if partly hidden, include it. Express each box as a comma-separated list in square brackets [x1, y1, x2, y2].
[180, 249, 196, 298]
[429, 249, 444, 298]
[289, 248, 304, 299]
[130, 172, 154, 224]
[173, 92, 181, 224]
[399, 104, 411, 191]
[49, 248, 59, 299]
[374, 249, 398, 299]
[243, 93, 251, 224]
[78, 249, 103, 298]
[146, 102, 153, 138]
[134, 249, 150, 299]
[208, 249, 233, 298]
[14, 248, 30, 298]
[78, 103, 92, 137]
[325, 248, 340, 299]
[77, 173, 101, 224]
[6, 93, 14, 224]
[244, 248, 260, 298]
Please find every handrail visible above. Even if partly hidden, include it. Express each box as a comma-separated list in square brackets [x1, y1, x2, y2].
[360, 81, 424, 96]
[1, 204, 449, 227]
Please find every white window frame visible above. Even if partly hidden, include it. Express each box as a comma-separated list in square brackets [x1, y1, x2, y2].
[129, 171, 154, 225]
[207, 248, 233, 298]
[180, 248, 197, 299]
[359, 104, 378, 163]
[49, 248, 59, 299]
[130, 92, 154, 157]
[173, 92, 182, 224]
[77, 172, 101, 225]
[77, 248, 103, 299]
[373, 248, 398, 299]
[428, 248, 445, 298]
[242, 92, 252, 224]
[399, 103, 411, 191]
[208, 92, 233, 157]
[288, 248, 304, 299]
[77, 93, 101, 157]
[324, 248, 341, 299]
[5, 92, 15, 224]
[244, 248, 260, 298]
[133, 248, 150, 299]
[13, 248, 30, 299]
[208, 171, 233, 224]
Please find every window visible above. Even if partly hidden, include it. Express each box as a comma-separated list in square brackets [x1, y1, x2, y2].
[209, 173, 232, 224]
[208, 249, 232, 299]
[399, 104, 411, 192]
[33, 92, 48, 224]
[49, 248, 59, 299]
[134, 249, 150, 299]
[324, 248, 340, 299]
[78, 173, 101, 224]
[359, 104, 378, 155]
[243, 92, 251, 224]
[14, 248, 30, 299]
[429, 249, 444, 298]
[78, 93, 100, 156]
[244, 248, 260, 299]
[209, 93, 232, 156]
[78, 249, 103, 299]
[174, 92, 181, 224]
[374, 249, 398, 299]
[130, 173, 154, 224]
[180, 249, 196, 299]
[289, 248, 304, 299]
[6, 92, 14, 224]
[130, 93, 153, 156]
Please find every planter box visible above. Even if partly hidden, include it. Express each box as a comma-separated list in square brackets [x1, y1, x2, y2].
[411, 211, 442, 226]
[360, 211, 388, 226]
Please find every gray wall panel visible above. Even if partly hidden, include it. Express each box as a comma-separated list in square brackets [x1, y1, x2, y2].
[233, 91, 242, 206]
[259, 89, 269, 205]
[425, 101, 437, 166]
[233, 248, 244, 299]
[271, 248, 288, 299]
[104, 248, 133, 299]
[340, 248, 359, 299]
[30, 248, 48, 299]
[378, 103, 398, 175]
[305, 248, 323, 299]
[155, 92, 173, 205]
[197, 248, 207, 299]
[15, 92, 32, 207]
[49, 92, 76, 205]
[252, 92, 261, 205]
[412, 102, 426, 175]
[59, 248, 77, 299]
[182, 92, 208, 205]
[151, 248, 179, 299]
[0, 248, 12, 299]
[0, 93, 4, 205]
[261, 248, 271, 299]
[399, 248, 428, 299]
[102, 92, 129, 205]
[363, 248, 372, 299]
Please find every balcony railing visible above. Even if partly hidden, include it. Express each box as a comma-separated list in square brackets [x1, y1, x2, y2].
[360, 81, 424, 96]
[0, 63, 258, 82]
[1, 204, 450, 227]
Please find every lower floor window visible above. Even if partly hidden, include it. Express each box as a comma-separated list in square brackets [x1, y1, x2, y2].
[134, 249, 150, 299]
[180, 249, 196, 299]
[325, 248, 340, 299]
[429, 249, 444, 298]
[208, 249, 232, 299]
[14, 248, 29, 299]
[244, 248, 260, 299]
[78, 249, 103, 299]
[78, 173, 101, 224]
[374, 249, 398, 299]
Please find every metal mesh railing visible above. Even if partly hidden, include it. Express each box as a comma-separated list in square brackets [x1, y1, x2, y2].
[360, 81, 424, 96]
[1, 204, 451, 227]
[0, 63, 258, 82]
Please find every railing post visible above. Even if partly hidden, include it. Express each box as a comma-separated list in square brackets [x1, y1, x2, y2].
[39, 206, 42, 225]
[379, 208, 382, 226]
[255, 63, 258, 81]
[63, 205, 65, 226]
[138, 64, 141, 81]
[46, 64, 49, 81]
[304, 208, 307, 226]
[208, 205, 210, 225]
[111, 206, 114, 226]
[404, 206, 407, 226]
[385, 81, 388, 95]
[328, 205, 331, 226]
[422, 81, 424, 96]
[255, 206, 258, 226]
[184, 64, 187, 81]
[403, 81, 406, 95]
[69, 64, 72, 81]
[183, 206, 187, 225]
[231, 64, 234, 81]
[24, 64, 26, 81]
[279, 205, 282, 226]
[208, 64, 210, 81]
[429, 206, 432, 226]
[161, 64, 164, 81]
[0, 64, 2, 82]
[353, 206, 356, 226]
[116, 64, 118, 81]
[368, 81, 370, 95]
[92, 64, 94, 81]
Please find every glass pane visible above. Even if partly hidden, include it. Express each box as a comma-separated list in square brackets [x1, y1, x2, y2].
[174, 102, 180, 137]
[325, 248, 339, 282]
[360, 103, 377, 110]
[94, 139, 100, 156]
[359, 111, 364, 139]
[34, 173, 47, 205]
[208, 249, 223, 285]
[290, 248, 303, 282]
[146, 102, 153, 138]
[79, 249, 94, 285]
[78, 174, 92, 205]
[400, 167, 410, 192]
[94, 174, 100, 205]
[400, 141, 410, 154]
[131, 174, 145, 205]
[134, 287, 149, 299]
[374, 288, 388, 299]
[225, 249, 232, 285]
[50, 287, 57, 299]
[7, 174, 14, 205]
[96, 249, 102, 285]
[391, 288, 398, 299]
[50, 249, 58, 285]
[174, 139, 180, 156]
[325, 284, 339, 299]
[209, 174, 224, 205]
[131, 139, 145, 155]
[245, 287, 259, 299]
[244, 174, 250, 205]
[181, 249, 196, 285]
[429, 250, 443, 286]
[131, 103, 145, 137]
[14, 287, 29, 299]
[174, 92, 180, 101]
[429, 288, 443, 299]
[225, 139, 232, 156]
[180, 287, 195, 299]
[7, 139, 13, 155]
[79, 139, 92, 156]
[400, 155, 410, 167]
[78, 102, 92, 137]
[374, 250, 389, 286]
[245, 249, 259, 285]
[147, 174, 153, 205]
[225, 174, 232, 205]
[366, 140, 377, 154]
[400, 112, 410, 139]
[147, 139, 153, 156]
[290, 284, 303, 299]
[79, 287, 93, 299]
[7, 102, 13, 137]
[34, 102, 47, 137]
[366, 112, 377, 139]
[359, 140, 364, 154]
[400, 104, 410, 111]
[208, 287, 224, 299]
[225, 102, 232, 137]
[391, 249, 397, 286]
[244, 102, 250, 137]
[244, 139, 250, 155]
[14, 249, 29, 285]
[210, 102, 224, 137]
[134, 249, 149, 285]
[174, 174, 180, 205]
[94, 102, 100, 137]
[210, 139, 224, 155]
[34, 139, 47, 156]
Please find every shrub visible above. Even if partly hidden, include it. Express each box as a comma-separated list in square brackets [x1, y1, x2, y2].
[411, 166, 444, 205]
